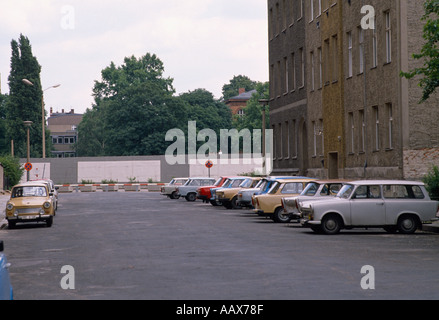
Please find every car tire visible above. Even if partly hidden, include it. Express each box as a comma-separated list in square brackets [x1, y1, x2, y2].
[170, 191, 180, 200]
[397, 215, 419, 234]
[273, 207, 291, 223]
[8, 221, 16, 229]
[231, 196, 241, 210]
[321, 214, 342, 235]
[185, 193, 196, 202]
[46, 217, 53, 228]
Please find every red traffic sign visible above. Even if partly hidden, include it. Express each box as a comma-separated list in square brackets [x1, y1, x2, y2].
[24, 162, 33, 171]
[205, 160, 213, 169]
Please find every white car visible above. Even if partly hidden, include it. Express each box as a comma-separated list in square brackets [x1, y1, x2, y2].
[281, 180, 346, 220]
[160, 178, 188, 199]
[300, 180, 439, 235]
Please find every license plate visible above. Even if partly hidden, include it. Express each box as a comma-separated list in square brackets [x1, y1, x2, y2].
[21, 215, 37, 220]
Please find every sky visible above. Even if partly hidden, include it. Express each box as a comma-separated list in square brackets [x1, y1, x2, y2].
[0, 0, 269, 115]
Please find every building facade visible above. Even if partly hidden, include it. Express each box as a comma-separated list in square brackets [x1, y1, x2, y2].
[267, 0, 439, 180]
[47, 108, 83, 158]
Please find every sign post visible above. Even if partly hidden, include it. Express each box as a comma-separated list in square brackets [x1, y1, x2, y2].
[205, 160, 213, 177]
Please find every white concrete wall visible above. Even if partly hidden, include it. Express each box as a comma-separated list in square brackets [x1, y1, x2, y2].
[78, 160, 161, 183]
[20, 162, 51, 183]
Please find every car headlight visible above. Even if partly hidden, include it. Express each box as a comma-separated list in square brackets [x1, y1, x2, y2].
[43, 202, 51, 209]
[6, 203, 13, 211]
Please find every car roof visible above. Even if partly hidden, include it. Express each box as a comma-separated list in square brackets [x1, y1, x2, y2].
[14, 182, 48, 188]
[348, 180, 424, 186]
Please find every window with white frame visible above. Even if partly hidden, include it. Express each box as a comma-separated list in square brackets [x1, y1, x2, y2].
[358, 27, 364, 74]
[385, 11, 392, 63]
[310, 51, 315, 91]
[347, 31, 353, 78]
[373, 106, 380, 150]
[349, 112, 354, 153]
[359, 110, 365, 152]
[387, 103, 393, 149]
[372, 24, 378, 68]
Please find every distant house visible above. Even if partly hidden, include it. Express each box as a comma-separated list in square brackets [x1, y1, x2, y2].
[225, 88, 257, 116]
[47, 108, 83, 158]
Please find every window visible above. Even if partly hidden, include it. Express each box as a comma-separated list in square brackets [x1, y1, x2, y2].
[347, 31, 353, 77]
[312, 121, 317, 156]
[387, 103, 393, 149]
[349, 112, 354, 153]
[353, 185, 381, 199]
[281, 182, 304, 194]
[291, 119, 297, 158]
[318, 47, 323, 88]
[317, 0, 322, 16]
[332, 35, 338, 82]
[385, 11, 392, 63]
[291, 52, 296, 91]
[359, 110, 365, 152]
[277, 60, 282, 97]
[319, 119, 324, 155]
[300, 48, 305, 88]
[358, 27, 364, 73]
[324, 39, 330, 84]
[309, 0, 314, 22]
[285, 120, 290, 158]
[383, 185, 425, 199]
[373, 106, 380, 150]
[298, 0, 304, 20]
[310, 51, 315, 91]
[284, 56, 289, 94]
[372, 24, 378, 68]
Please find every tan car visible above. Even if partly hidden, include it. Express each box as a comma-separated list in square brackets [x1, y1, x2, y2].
[6, 182, 56, 228]
[216, 177, 261, 209]
[253, 178, 317, 223]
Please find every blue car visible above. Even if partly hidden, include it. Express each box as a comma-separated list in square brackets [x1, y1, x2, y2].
[0, 241, 13, 300]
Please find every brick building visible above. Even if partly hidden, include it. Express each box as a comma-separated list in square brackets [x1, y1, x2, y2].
[267, 0, 439, 180]
[225, 88, 257, 115]
[47, 108, 83, 158]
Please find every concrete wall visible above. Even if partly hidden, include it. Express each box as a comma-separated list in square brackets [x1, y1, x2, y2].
[20, 154, 267, 184]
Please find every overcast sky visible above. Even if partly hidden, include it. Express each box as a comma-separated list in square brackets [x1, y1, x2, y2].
[0, 0, 268, 115]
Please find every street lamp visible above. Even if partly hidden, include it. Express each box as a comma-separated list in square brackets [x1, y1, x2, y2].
[23, 121, 33, 181]
[259, 99, 269, 176]
[22, 79, 61, 158]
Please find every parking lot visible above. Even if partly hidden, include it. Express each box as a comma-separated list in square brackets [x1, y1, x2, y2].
[1, 190, 439, 300]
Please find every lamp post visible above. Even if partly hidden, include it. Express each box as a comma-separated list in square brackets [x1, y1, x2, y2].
[23, 121, 33, 181]
[22, 79, 61, 158]
[259, 99, 269, 176]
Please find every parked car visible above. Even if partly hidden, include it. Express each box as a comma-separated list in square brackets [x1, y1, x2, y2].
[0, 241, 13, 300]
[253, 178, 317, 223]
[216, 177, 261, 209]
[210, 177, 247, 206]
[31, 179, 59, 211]
[237, 176, 292, 208]
[6, 182, 56, 228]
[177, 177, 217, 202]
[281, 180, 347, 220]
[160, 178, 188, 199]
[197, 176, 229, 204]
[300, 180, 439, 235]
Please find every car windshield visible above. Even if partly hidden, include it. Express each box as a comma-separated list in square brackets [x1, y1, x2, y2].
[301, 182, 319, 196]
[338, 184, 355, 199]
[12, 186, 47, 198]
[239, 179, 253, 188]
[231, 179, 244, 187]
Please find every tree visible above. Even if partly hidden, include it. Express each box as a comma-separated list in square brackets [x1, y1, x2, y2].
[5, 34, 45, 158]
[0, 94, 8, 154]
[401, 1, 439, 102]
[221, 75, 258, 101]
[77, 53, 187, 156]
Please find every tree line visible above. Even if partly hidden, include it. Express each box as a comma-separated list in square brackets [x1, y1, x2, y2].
[0, 35, 269, 159]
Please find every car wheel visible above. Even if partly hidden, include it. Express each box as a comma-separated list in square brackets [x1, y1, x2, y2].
[273, 207, 291, 223]
[321, 214, 342, 235]
[383, 226, 398, 233]
[209, 199, 220, 206]
[171, 191, 180, 199]
[231, 196, 241, 209]
[8, 221, 16, 229]
[46, 217, 53, 228]
[186, 193, 196, 202]
[397, 215, 419, 234]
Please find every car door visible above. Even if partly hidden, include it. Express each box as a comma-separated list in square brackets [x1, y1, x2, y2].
[350, 185, 386, 226]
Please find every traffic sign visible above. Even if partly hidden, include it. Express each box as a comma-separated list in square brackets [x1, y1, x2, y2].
[205, 160, 213, 169]
[24, 162, 32, 171]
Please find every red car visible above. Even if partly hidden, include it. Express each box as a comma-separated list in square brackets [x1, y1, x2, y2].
[197, 176, 228, 205]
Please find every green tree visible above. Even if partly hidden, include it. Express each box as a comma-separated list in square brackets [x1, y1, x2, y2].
[0, 94, 8, 154]
[5, 34, 45, 158]
[401, 1, 439, 102]
[221, 75, 258, 101]
[77, 53, 187, 156]
[0, 155, 24, 189]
